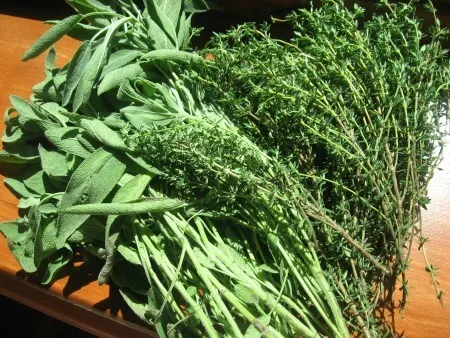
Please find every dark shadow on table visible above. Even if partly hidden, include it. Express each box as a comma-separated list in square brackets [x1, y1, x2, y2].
[13, 252, 149, 329]
[61, 254, 102, 297]
[92, 284, 151, 328]
[374, 274, 407, 338]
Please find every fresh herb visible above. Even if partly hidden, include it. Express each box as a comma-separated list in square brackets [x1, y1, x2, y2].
[201, 0, 450, 333]
[0, 0, 448, 337]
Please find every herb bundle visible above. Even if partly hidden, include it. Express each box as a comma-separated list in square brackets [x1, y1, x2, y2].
[200, 0, 450, 333]
[0, 0, 449, 337]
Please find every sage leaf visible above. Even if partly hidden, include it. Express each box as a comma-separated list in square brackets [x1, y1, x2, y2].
[34, 216, 58, 267]
[39, 203, 59, 215]
[56, 149, 126, 248]
[84, 243, 106, 259]
[61, 197, 186, 215]
[142, 49, 202, 65]
[117, 80, 148, 104]
[38, 144, 69, 177]
[68, 217, 105, 243]
[63, 41, 93, 106]
[145, 1, 178, 46]
[36, 102, 70, 125]
[32, 72, 66, 102]
[119, 289, 149, 322]
[77, 132, 100, 152]
[18, 114, 59, 133]
[177, 12, 192, 49]
[244, 316, 270, 338]
[2, 129, 23, 144]
[0, 219, 28, 243]
[45, 47, 57, 76]
[161, 0, 182, 28]
[122, 105, 176, 128]
[66, 0, 113, 14]
[41, 246, 73, 285]
[68, 22, 101, 40]
[0, 149, 40, 164]
[23, 169, 47, 195]
[18, 197, 40, 210]
[11, 243, 37, 273]
[102, 113, 127, 130]
[4, 178, 35, 198]
[98, 174, 151, 283]
[234, 283, 259, 305]
[22, 15, 83, 61]
[45, 127, 92, 158]
[98, 63, 145, 95]
[122, 153, 162, 175]
[111, 259, 149, 295]
[117, 243, 141, 266]
[100, 49, 143, 79]
[73, 17, 130, 111]
[244, 325, 261, 338]
[184, 0, 210, 13]
[80, 119, 129, 151]
[148, 18, 175, 50]
[218, 243, 255, 276]
[10, 95, 45, 120]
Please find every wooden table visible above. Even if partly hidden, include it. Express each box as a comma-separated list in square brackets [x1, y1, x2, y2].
[0, 13, 448, 338]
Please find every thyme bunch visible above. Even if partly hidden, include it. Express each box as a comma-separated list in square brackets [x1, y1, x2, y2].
[135, 68, 350, 336]
[201, 0, 450, 335]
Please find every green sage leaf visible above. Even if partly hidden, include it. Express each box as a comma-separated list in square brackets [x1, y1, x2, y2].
[22, 15, 83, 61]
[0, 219, 28, 243]
[98, 63, 145, 95]
[45, 127, 92, 158]
[4, 178, 35, 198]
[61, 197, 186, 215]
[41, 246, 73, 285]
[56, 148, 126, 248]
[80, 119, 129, 151]
[234, 283, 259, 305]
[98, 174, 151, 283]
[0, 149, 40, 164]
[100, 49, 143, 79]
[34, 216, 58, 267]
[63, 41, 93, 106]
[73, 17, 130, 111]
[145, 1, 178, 46]
[38, 144, 69, 178]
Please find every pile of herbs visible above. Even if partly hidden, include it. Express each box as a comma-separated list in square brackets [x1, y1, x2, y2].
[0, 0, 449, 337]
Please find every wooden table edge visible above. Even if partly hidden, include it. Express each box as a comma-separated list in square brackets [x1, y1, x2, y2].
[0, 269, 157, 338]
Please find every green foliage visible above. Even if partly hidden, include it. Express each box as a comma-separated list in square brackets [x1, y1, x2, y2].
[201, 0, 450, 335]
[22, 15, 83, 61]
[1, 1, 448, 337]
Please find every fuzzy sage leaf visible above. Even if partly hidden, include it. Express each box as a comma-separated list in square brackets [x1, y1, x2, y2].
[22, 15, 83, 61]
[63, 41, 93, 106]
[98, 174, 152, 283]
[56, 148, 126, 248]
[60, 197, 186, 215]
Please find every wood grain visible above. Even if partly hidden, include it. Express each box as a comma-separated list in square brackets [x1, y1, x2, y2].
[390, 147, 450, 337]
[0, 12, 448, 338]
